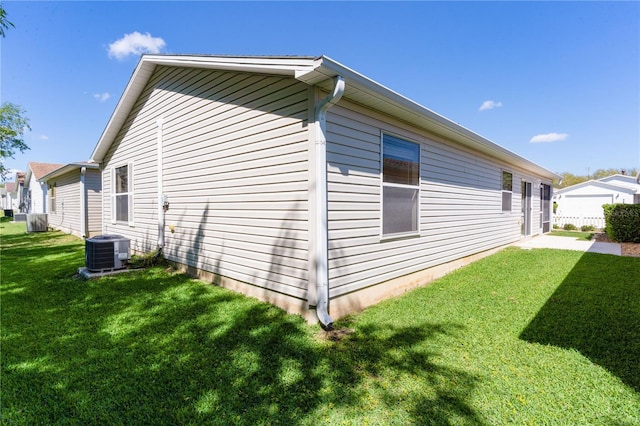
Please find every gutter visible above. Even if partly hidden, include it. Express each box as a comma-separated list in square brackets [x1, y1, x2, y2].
[80, 167, 87, 238]
[314, 76, 345, 329]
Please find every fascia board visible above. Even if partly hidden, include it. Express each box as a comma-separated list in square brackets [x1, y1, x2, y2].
[38, 163, 100, 183]
[91, 53, 560, 181]
[305, 56, 560, 181]
[90, 59, 156, 163]
[146, 54, 317, 75]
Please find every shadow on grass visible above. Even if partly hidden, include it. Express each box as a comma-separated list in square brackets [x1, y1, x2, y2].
[1, 229, 481, 424]
[520, 252, 640, 392]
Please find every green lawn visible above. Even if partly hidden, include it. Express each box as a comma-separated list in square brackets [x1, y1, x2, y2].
[549, 230, 595, 240]
[2, 220, 639, 425]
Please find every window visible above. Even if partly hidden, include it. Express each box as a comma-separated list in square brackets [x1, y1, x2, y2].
[382, 134, 420, 236]
[49, 183, 56, 213]
[111, 164, 134, 225]
[502, 171, 513, 212]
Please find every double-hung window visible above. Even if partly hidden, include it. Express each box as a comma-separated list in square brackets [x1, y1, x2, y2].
[49, 183, 56, 213]
[111, 163, 134, 225]
[502, 171, 513, 212]
[382, 134, 420, 236]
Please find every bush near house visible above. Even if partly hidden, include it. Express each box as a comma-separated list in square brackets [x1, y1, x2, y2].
[603, 204, 640, 243]
[563, 223, 577, 231]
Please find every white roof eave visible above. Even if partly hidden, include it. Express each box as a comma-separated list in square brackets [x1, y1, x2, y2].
[38, 162, 100, 183]
[304, 57, 560, 181]
[90, 54, 559, 181]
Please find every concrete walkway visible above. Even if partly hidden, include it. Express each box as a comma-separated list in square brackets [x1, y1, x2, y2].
[513, 235, 622, 256]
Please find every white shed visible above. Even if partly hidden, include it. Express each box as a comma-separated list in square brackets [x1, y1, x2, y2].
[89, 54, 558, 326]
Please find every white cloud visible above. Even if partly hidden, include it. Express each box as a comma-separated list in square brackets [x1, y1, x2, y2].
[108, 32, 166, 60]
[39, 134, 49, 140]
[529, 133, 569, 143]
[479, 100, 503, 111]
[93, 92, 111, 103]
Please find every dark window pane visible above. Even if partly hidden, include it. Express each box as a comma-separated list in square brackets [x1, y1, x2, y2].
[502, 171, 512, 191]
[383, 186, 419, 235]
[383, 135, 420, 185]
[116, 166, 128, 194]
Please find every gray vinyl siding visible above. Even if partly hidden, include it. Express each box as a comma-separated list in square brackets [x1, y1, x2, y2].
[325, 101, 551, 297]
[48, 170, 81, 237]
[102, 67, 311, 299]
[46, 168, 102, 238]
[85, 169, 102, 237]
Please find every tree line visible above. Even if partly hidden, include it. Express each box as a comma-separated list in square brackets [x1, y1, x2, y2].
[555, 169, 638, 189]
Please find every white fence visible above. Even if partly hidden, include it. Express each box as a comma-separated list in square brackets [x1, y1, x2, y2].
[553, 215, 605, 230]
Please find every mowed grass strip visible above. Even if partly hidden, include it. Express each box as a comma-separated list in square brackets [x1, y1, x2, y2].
[1, 219, 639, 425]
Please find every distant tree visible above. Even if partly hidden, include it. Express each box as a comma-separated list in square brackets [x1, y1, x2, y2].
[555, 172, 588, 188]
[592, 168, 620, 180]
[555, 168, 639, 188]
[0, 5, 14, 37]
[0, 102, 31, 179]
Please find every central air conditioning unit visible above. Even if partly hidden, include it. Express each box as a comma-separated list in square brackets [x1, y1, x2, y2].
[85, 234, 131, 272]
[26, 213, 48, 232]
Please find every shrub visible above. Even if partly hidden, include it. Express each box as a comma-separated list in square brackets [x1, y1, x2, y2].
[563, 223, 577, 231]
[602, 204, 640, 243]
[580, 225, 596, 232]
[129, 249, 166, 268]
[553, 224, 560, 229]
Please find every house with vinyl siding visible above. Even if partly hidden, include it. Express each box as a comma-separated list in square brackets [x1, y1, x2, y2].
[22, 162, 64, 214]
[39, 162, 102, 238]
[2, 182, 16, 210]
[90, 54, 558, 326]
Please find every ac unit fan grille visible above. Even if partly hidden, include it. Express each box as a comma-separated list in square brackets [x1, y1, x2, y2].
[85, 235, 130, 272]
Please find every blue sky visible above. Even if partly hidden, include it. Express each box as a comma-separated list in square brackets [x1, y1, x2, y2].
[2, 1, 639, 179]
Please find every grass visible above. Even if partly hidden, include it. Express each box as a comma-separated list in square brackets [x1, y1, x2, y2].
[549, 230, 595, 240]
[2, 220, 639, 425]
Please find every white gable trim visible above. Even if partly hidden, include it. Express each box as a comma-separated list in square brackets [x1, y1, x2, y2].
[90, 54, 559, 181]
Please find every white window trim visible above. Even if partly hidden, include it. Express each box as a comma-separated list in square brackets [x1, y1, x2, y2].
[380, 132, 421, 239]
[110, 162, 135, 226]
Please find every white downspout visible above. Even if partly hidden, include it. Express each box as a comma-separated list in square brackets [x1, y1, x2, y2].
[314, 76, 345, 329]
[80, 167, 87, 238]
[157, 118, 165, 249]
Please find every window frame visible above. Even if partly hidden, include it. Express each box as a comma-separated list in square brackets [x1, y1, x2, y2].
[501, 170, 513, 212]
[380, 132, 421, 239]
[49, 183, 56, 214]
[110, 162, 135, 226]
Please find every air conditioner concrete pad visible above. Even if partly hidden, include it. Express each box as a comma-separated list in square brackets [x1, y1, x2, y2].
[78, 266, 133, 279]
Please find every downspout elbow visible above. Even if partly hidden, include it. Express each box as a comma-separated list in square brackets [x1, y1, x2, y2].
[314, 76, 345, 330]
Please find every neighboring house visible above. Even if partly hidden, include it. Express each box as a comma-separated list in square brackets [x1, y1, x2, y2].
[22, 162, 64, 214]
[554, 173, 640, 229]
[39, 162, 102, 238]
[90, 54, 558, 326]
[14, 172, 26, 212]
[2, 182, 18, 210]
